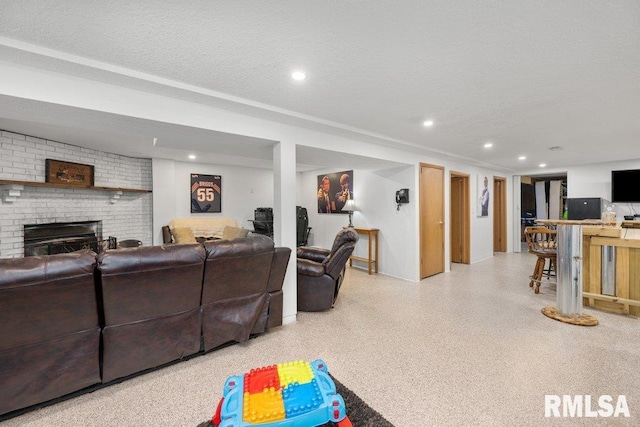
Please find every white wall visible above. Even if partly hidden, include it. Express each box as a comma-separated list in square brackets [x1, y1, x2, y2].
[446, 164, 511, 264]
[153, 157, 510, 281]
[469, 172, 496, 263]
[361, 166, 416, 279]
[299, 165, 418, 280]
[152, 159, 274, 244]
[568, 159, 640, 219]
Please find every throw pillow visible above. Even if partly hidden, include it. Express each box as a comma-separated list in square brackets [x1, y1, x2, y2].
[222, 226, 250, 240]
[171, 227, 197, 244]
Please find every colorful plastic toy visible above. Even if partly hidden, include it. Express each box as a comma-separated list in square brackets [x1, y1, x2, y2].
[212, 359, 352, 427]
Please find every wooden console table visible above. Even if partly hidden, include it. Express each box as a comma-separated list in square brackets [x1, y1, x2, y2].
[348, 227, 379, 275]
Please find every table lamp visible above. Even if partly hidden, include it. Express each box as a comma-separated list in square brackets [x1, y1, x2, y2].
[344, 199, 358, 227]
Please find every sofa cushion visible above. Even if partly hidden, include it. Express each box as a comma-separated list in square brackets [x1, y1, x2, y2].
[0, 329, 100, 415]
[97, 243, 206, 383]
[97, 244, 205, 325]
[0, 250, 101, 415]
[222, 226, 250, 240]
[171, 227, 196, 243]
[202, 236, 275, 303]
[201, 293, 269, 351]
[101, 309, 201, 382]
[0, 250, 98, 350]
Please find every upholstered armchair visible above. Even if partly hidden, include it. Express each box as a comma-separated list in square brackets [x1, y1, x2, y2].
[296, 228, 359, 312]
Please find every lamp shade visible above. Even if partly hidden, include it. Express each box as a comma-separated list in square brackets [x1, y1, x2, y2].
[344, 199, 358, 212]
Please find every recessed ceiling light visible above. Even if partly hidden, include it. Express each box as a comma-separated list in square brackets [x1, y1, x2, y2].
[518, 156, 526, 160]
[291, 71, 306, 81]
[188, 154, 196, 160]
[484, 142, 493, 148]
[539, 163, 547, 168]
[422, 120, 434, 127]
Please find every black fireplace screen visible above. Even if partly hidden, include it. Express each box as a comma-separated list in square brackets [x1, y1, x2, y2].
[23, 221, 116, 257]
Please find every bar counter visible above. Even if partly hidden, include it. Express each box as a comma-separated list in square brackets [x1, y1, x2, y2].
[582, 224, 640, 316]
[537, 219, 640, 317]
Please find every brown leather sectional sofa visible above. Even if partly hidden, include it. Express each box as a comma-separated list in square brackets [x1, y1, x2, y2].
[0, 235, 290, 418]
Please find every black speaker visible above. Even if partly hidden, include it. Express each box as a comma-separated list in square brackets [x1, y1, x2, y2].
[566, 198, 609, 220]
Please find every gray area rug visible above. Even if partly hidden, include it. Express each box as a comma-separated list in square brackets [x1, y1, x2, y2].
[197, 374, 394, 427]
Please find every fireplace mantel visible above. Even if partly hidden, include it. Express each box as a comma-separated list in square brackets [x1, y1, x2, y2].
[0, 179, 151, 204]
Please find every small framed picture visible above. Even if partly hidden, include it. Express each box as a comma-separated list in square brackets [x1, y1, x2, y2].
[478, 175, 490, 217]
[191, 174, 221, 213]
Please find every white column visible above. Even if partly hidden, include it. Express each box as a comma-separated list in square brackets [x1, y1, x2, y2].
[152, 158, 177, 245]
[273, 140, 297, 324]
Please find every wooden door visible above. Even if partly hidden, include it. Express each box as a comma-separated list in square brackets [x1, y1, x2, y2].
[450, 172, 470, 264]
[493, 176, 507, 252]
[420, 163, 445, 278]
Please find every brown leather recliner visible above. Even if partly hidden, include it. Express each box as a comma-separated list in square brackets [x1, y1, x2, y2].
[97, 243, 206, 383]
[0, 238, 290, 418]
[201, 235, 290, 351]
[296, 228, 359, 312]
[0, 250, 101, 415]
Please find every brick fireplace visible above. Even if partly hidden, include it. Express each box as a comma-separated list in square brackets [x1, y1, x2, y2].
[0, 129, 153, 258]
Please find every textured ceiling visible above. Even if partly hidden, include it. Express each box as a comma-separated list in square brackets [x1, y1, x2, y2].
[0, 1, 639, 172]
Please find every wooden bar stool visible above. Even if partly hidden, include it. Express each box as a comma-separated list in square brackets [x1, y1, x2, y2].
[524, 226, 557, 294]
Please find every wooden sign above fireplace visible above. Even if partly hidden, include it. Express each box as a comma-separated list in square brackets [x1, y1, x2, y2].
[45, 159, 94, 187]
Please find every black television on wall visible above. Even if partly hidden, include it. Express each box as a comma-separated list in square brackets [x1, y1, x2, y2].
[611, 169, 640, 203]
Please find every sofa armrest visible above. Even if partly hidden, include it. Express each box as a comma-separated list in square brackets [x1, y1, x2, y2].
[296, 246, 330, 263]
[297, 258, 326, 277]
[267, 247, 292, 292]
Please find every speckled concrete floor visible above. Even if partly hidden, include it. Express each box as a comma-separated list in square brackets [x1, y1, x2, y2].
[2, 251, 639, 426]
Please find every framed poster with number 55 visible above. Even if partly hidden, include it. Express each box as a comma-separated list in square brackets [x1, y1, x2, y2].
[190, 174, 221, 213]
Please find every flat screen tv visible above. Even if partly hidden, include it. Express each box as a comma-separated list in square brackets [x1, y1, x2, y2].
[611, 169, 640, 203]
